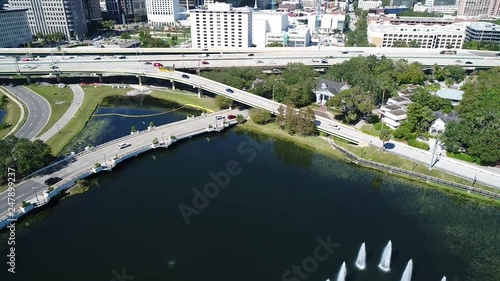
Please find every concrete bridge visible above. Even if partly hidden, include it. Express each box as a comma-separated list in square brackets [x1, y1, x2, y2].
[0, 109, 246, 230]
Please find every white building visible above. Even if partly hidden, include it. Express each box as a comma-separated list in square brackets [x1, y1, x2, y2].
[266, 25, 311, 47]
[146, 0, 180, 26]
[413, 3, 459, 15]
[465, 22, 500, 43]
[8, 0, 88, 39]
[0, 9, 32, 48]
[358, 0, 382, 10]
[190, 2, 252, 48]
[368, 23, 465, 48]
[319, 10, 346, 34]
[252, 10, 288, 47]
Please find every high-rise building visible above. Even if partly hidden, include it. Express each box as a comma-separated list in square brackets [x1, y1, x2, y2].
[0, 8, 32, 47]
[146, 0, 180, 26]
[82, 0, 103, 22]
[105, 0, 146, 22]
[8, 0, 88, 40]
[457, 0, 500, 17]
[190, 2, 252, 48]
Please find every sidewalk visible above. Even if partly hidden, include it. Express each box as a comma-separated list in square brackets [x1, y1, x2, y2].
[38, 84, 84, 141]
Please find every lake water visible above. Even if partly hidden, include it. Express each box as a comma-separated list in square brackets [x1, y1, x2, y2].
[1, 118, 499, 281]
[0, 110, 6, 123]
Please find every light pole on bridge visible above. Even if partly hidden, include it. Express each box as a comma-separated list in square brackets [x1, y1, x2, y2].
[32, 187, 39, 202]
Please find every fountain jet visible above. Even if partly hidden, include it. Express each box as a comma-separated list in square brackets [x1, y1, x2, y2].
[378, 240, 392, 272]
[336, 261, 347, 281]
[400, 259, 413, 281]
[355, 242, 367, 270]
[441, 277, 447, 281]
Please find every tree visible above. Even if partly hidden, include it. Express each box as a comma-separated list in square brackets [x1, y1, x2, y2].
[249, 108, 272, 124]
[404, 103, 435, 133]
[102, 20, 116, 30]
[120, 32, 131, 39]
[397, 62, 426, 85]
[379, 129, 392, 148]
[133, 16, 142, 23]
[172, 35, 178, 42]
[266, 42, 283, 47]
[284, 102, 298, 135]
[236, 114, 245, 123]
[443, 65, 466, 82]
[296, 107, 316, 136]
[214, 95, 233, 109]
[327, 86, 375, 124]
[275, 105, 286, 129]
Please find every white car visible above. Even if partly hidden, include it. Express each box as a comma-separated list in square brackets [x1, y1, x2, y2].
[329, 123, 340, 130]
[22, 64, 31, 68]
[312, 59, 320, 62]
[118, 142, 131, 149]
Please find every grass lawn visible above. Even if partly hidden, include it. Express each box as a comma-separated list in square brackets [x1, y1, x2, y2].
[46, 86, 218, 156]
[45, 85, 131, 156]
[26, 85, 74, 137]
[334, 141, 499, 195]
[360, 124, 381, 137]
[237, 121, 346, 160]
[0, 91, 25, 139]
[151, 89, 219, 112]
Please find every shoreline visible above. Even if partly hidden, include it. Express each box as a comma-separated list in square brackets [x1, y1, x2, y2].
[237, 121, 500, 207]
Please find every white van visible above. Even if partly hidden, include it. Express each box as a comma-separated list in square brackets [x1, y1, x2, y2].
[215, 115, 225, 120]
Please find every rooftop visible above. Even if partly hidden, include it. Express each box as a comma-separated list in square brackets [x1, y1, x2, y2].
[368, 23, 465, 34]
[389, 96, 411, 102]
[434, 110, 460, 124]
[466, 22, 500, 32]
[435, 89, 464, 101]
[382, 104, 402, 110]
[388, 109, 407, 116]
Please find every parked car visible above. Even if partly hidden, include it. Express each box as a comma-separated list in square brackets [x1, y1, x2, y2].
[118, 142, 131, 149]
[44, 177, 62, 186]
[182, 74, 190, 79]
[153, 62, 163, 67]
[226, 88, 234, 93]
[227, 115, 236, 120]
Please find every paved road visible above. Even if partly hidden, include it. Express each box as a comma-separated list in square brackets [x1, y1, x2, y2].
[0, 108, 245, 219]
[0, 87, 25, 138]
[4, 86, 51, 140]
[38, 84, 83, 141]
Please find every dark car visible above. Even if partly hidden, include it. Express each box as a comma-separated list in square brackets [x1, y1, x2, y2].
[202, 48, 208, 51]
[182, 74, 190, 79]
[341, 51, 349, 54]
[227, 115, 236, 120]
[144, 61, 152, 65]
[248, 53, 255, 56]
[465, 61, 473, 64]
[44, 177, 62, 186]
[94, 57, 101, 60]
[226, 88, 234, 93]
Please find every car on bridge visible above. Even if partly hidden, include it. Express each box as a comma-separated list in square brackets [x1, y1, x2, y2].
[118, 142, 131, 149]
[465, 61, 473, 65]
[44, 177, 62, 186]
[201, 61, 209, 65]
[257, 60, 264, 63]
[329, 124, 340, 130]
[248, 53, 255, 56]
[227, 115, 236, 120]
[153, 62, 163, 67]
[321, 59, 328, 63]
[144, 61, 152, 65]
[226, 88, 234, 93]
[94, 57, 102, 60]
[182, 74, 190, 79]
[312, 59, 320, 62]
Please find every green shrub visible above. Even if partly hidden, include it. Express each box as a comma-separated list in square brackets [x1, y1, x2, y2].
[407, 139, 430, 150]
[447, 151, 475, 163]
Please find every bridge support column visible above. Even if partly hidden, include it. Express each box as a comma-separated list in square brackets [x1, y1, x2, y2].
[198, 87, 202, 98]
[56, 74, 61, 83]
[171, 80, 175, 90]
[26, 74, 31, 84]
[98, 74, 103, 83]
[138, 76, 143, 85]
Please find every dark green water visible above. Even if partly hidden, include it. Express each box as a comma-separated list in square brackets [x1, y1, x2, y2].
[1, 129, 499, 281]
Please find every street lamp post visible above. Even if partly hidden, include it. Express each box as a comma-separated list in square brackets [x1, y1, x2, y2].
[103, 154, 106, 166]
[56, 123, 60, 134]
[162, 132, 165, 144]
[32, 187, 39, 202]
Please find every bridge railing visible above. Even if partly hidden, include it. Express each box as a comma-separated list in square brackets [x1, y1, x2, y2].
[326, 138, 500, 200]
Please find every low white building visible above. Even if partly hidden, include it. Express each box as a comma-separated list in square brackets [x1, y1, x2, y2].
[465, 22, 500, 43]
[428, 111, 460, 135]
[413, 3, 459, 15]
[381, 109, 407, 129]
[266, 25, 311, 47]
[312, 79, 350, 105]
[252, 10, 289, 47]
[319, 10, 346, 34]
[0, 9, 32, 48]
[358, 0, 382, 10]
[368, 23, 466, 48]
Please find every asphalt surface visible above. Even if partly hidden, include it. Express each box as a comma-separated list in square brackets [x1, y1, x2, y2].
[4, 85, 51, 140]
